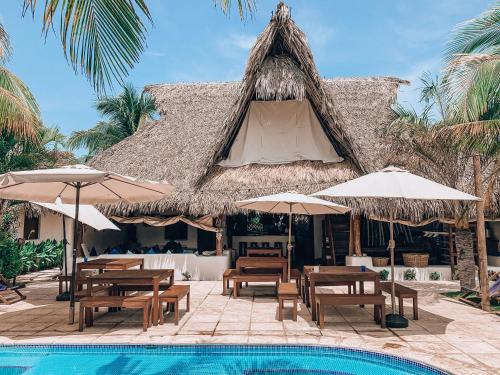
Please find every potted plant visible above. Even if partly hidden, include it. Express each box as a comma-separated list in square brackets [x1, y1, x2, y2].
[403, 268, 417, 281]
[429, 271, 441, 281]
[379, 269, 389, 281]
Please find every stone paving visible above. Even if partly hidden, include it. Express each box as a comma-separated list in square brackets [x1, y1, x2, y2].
[0, 270, 499, 374]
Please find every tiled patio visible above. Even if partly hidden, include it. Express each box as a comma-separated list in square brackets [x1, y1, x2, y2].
[1, 270, 499, 375]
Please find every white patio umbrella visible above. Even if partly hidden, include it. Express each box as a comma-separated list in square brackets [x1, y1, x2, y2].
[32, 199, 120, 298]
[235, 191, 351, 281]
[0, 165, 174, 323]
[312, 166, 479, 328]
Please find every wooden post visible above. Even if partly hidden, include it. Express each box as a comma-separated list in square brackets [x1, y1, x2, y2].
[473, 154, 490, 311]
[215, 216, 224, 256]
[447, 225, 456, 275]
[326, 216, 336, 265]
[353, 215, 362, 256]
[348, 214, 354, 256]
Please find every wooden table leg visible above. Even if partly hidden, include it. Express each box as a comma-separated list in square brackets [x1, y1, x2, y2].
[310, 280, 317, 321]
[85, 278, 93, 326]
[399, 296, 404, 316]
[413, 296, 418, 320]
[359, 281, 365, 307]
[152, 277, 159, 326]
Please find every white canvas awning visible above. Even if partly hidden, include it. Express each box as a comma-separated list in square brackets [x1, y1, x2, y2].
[111, 215, 218, 232]
[32, 200, 119, 231]
[219, 100, 344, 167]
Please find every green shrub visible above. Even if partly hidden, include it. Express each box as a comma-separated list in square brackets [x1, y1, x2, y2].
[379, 269, 389, 281]
[429, 271, 441, 281]
[0, 234, 21, 280]
[20, 239, 64, 273]
[403, 268, 417, 281]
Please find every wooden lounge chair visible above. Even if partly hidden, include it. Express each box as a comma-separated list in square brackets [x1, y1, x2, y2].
[380, 281, 418, 319]
[79, 295, 152, 332]
[0, 274, 26, 305]
[459, 278, 500, 307]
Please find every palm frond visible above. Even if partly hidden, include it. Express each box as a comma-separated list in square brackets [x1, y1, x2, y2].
[0, 67, 40, 139]
[439, 120, 500, 157]
[0, 23, 12, 63]
[67, 121, 123, 156]
[444, 1, 500, 59]
[215, 0, 256, 19]
[23, 0, 152, 94]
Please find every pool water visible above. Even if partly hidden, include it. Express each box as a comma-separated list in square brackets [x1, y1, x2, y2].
[0, 345, 449, 375]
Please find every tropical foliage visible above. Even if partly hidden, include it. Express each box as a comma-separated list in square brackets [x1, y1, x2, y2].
[67, 83, 156, 158]
[21, 0, 256, 94]
[19, 239, 64, 274]
[0, 23, 40, 139]
[0, 212, 20, 280]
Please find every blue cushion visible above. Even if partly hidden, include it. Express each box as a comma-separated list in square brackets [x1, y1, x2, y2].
[110, 248, 121, 255]
[147, 248, 156, 254]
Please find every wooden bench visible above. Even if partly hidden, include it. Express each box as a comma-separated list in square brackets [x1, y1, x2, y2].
[222, 269, 238, 295]
[290, 269, 302, 296]
[232, 274, 281, 298]
[315, 293, 386, 329]
[380, 282, 418, 320]
[159, 285, 190, 325]
[78, 295, 152, 332]
[278, 283, 298, 321]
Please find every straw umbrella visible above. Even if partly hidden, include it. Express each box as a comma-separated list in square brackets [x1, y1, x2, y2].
[235, 191, 350, 281]
[0, 165, 173, 323]
[312, 166, 479, 328]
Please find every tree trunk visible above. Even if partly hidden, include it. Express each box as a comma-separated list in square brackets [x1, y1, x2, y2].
[455, 228, 476, 290]
[473, 154, 490, 311]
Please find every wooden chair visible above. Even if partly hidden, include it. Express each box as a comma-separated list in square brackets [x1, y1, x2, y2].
[159, 285, 190, 325]
[278, 283, 298, 321]
[78, 295, 152, 332]
[380, 281, 418, 319]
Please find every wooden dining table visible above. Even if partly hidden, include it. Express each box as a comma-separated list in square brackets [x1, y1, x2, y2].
[85, 269, 174, 326]
[303, 266, 381, 321]
[236, 256, 288, 281]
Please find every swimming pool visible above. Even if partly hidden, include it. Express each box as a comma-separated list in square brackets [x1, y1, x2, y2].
[0, 345, 449, 375]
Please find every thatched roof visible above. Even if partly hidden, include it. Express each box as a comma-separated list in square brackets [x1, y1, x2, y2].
[91, 2, 410, 217]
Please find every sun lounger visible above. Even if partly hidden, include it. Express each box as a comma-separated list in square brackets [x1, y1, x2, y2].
[459, 278, 500, 307]
[0, 285, 26, 305]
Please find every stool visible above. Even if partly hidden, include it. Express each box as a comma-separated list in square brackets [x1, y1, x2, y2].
[278, 283, 298, 321]
[222, 269, 237, 295]
[159, 285, 190, 325]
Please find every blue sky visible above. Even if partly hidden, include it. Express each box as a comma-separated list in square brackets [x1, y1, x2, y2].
[0, 0, 494, 144]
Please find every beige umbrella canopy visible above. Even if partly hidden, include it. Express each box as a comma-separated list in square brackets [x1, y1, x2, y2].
[0, 165, 174, 323]
[312, 166, 479, 328]
[235, 191, 351, 281]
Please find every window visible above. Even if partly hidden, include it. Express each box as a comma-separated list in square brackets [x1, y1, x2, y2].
[164, 222, 188, 240]
[23, 215, 40, 240]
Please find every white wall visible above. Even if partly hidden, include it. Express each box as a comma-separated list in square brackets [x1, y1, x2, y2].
[16, 209, 66, 244]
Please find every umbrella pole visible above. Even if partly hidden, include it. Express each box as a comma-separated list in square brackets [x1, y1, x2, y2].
[386, 206, 408, 328]
[287, 205, 292, 282]
[68, 183, 81, 324]
[63, 215, 68, 293]
[389, 209, 396, 314]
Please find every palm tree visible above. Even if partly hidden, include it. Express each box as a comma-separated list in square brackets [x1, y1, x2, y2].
[386, 74, 477, 291]
[440, 2, 500, 311]
[22, 0, 256, 94]
[0, 23, 40, 139]
[67, 83, 155, 158]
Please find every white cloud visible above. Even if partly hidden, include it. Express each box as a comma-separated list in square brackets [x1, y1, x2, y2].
[227, 33, 257, 50]
[145, 51, 166, 57]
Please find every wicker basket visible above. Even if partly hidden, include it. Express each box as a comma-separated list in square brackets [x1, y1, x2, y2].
[403, 253, 429, 267]
[372, 257, 389, 267]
